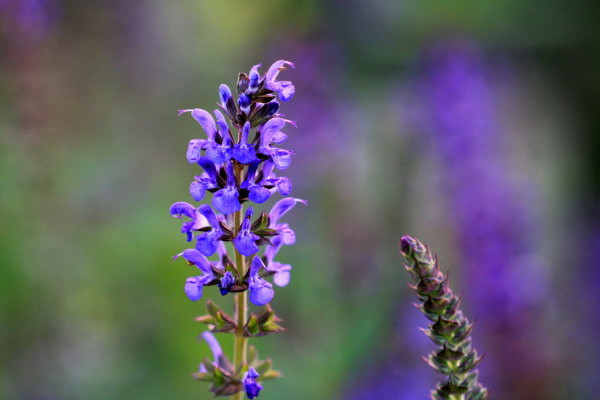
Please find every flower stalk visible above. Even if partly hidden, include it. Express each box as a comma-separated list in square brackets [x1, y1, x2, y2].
[399, 235, 488, 400]
[232, 202, 247, 400]
[169, 61, 302, 398]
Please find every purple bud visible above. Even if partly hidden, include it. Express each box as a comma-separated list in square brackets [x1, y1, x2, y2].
[239, 93, 251, 114]
[219, 84, 232, 105]
[247, 64, 261, 94]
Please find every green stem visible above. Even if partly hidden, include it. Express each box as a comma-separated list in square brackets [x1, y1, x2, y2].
[232, 163, 248, 400]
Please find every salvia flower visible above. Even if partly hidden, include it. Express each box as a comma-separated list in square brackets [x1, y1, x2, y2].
[233, 208, 259, 257]
[170, 60, 301, 398]
[264, 60, 295, 101]
[248, 257, 274, 306]
[243, 367, 263, 399]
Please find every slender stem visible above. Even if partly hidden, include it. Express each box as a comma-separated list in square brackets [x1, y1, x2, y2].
[232, 162, 248, 400]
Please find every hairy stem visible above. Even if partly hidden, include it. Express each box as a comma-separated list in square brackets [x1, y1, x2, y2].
[232, 163, 248, 400]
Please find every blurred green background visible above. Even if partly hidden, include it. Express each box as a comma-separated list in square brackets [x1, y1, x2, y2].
[2, 1, 600, 399]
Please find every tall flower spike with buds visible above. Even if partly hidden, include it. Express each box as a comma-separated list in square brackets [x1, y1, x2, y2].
[170, 60, 302, 399]
[399, 235, 488, 400]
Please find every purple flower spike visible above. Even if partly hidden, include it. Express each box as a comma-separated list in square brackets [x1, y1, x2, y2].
[233, 122, 257, 164]
[219, 271, 235, 295]
[233, 208, 260, 256]
[243, 367, 263, 399]
[169, 62, 304, 396]
[212, 163, 241, 215]
[265, 60, 295, 102]
[196, 204, 223, 256]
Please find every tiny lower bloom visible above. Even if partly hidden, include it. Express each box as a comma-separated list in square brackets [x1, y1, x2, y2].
[243, 367, 263, 399]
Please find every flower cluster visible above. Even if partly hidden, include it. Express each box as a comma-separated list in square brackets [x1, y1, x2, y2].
[170, 60, 303, 398]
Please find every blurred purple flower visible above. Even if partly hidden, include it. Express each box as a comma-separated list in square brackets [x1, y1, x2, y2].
[0, 0, 60, 41]
[418, 38, 552, 399]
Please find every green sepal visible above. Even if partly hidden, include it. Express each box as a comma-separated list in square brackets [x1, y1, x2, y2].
[259, 369, 283, 380]
[192, 354, 243, 397]
[245, 315, 261, 336]
[196, 301, 237, 333]
[243, 305, 285, 337]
